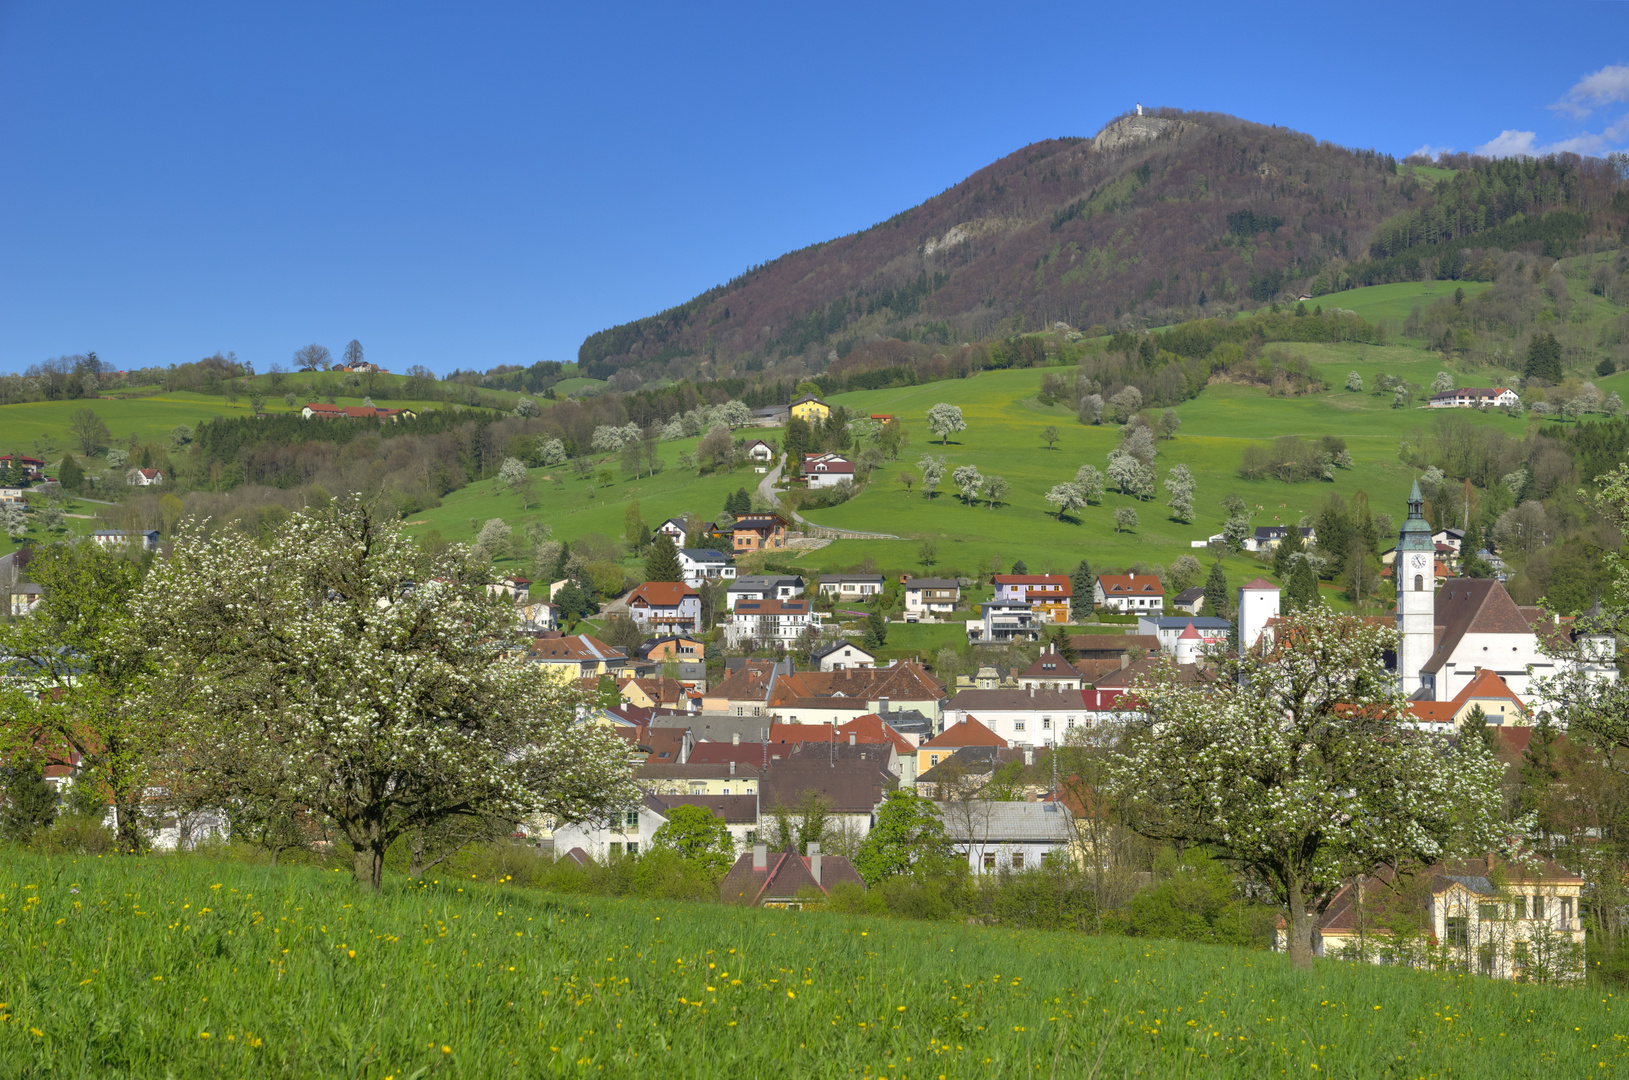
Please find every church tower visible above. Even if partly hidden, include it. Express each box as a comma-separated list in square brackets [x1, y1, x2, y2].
[1396, 480, 1437, 698]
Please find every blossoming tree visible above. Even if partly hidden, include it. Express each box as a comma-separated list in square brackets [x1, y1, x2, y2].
[138, 496, 638, 889]
[1108, 606, 1510, 967]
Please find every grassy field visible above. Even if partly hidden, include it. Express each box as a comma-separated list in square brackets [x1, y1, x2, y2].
[1322, 279, 1492, 324]
[1, 852, 1623, 1078]
[0, 392, 454, 459]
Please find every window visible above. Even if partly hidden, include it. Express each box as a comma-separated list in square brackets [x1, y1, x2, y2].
[1414, 574, 1424, 592]
[930, 755, 940, 766]
[722, 788, 731, 795]
[1011, 852, 1025, 870]
[745, 830, 756, 844]
[1532, 895, 1546, 920]
[626, 811, 639, 827]
[983, 853, 996, 870]
[626, 842, 639, 856]
[1477, 942, 1497, 977]
[1014, 720, 1026, 731]
[1478, 903, 1500, 921]
[1444, 916, 1468, 948]
[1042, 717, 1052, 730]
[1561, 897, 1574, 924]
[735, 707, 743, 716]
[610, 842, 623, 857]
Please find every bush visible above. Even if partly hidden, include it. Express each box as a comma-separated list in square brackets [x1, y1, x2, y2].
[585, 562, 630, 598]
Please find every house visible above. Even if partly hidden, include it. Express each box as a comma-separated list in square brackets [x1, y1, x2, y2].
[551, 792, 760, 862]
[625, 581, 702, 633]
[730, 513, 788, 553]
[749, 405, 789, 427]
[1136, 615, 1232, 657]
[969, 600, 1040, 644]
[1246, 525, 1316, 553]
[618, 676, 697, 711]
[1069, 634, 1162, 663]
[7, 582, 45, 617]
[1286, 855, 1583, 980]
[743, 439, 776, 463]
[915, 716, 1008, 776]
[524, 634, 628, 681]
[942, 687, 1087, 747]
[1170, 586, 1206, 615]
[300, 403, 415, 421]
[1081, 655, 1206, 721]
[488, 575, 531, 603]
[515, 599, 558, 632]
[1095, 573, 1164, 613]
[991, 574, 1071, 623]
[1237, 578, 1282, 651]
[1427, 387, 1520, 410]
[638, 761, 762, 797]
[0, 455, 46, 479]
[803, 452, 855, 489]
[759, 744, 897, 840]
[125, 467, 164, 486]
[724, 597, 823, 647]
[636, 635, 707, 687]
[0, 487, 25, 504]
[89, 529, 160, 552]
[762, 663, 947, 727]
[1016, 646, 1083, 691]
[917, 746, 1036, 799]
[902, 577, 960, 622]
[789, 393, 830, 423]
[655, 518, 689, 548]
[677, 548, 735, 587]
[719, 842, 863, 908]
[954, 665, 1016, 692]
[817, 574, 884, 600]
[700, 658, 791, 717]
[938, 800, 1075, 873]
[1407, 667, 1528, 731]
[1433, 528, 1467, 555]
[725, 574, 804, 611]
[811, 640, 876, 671]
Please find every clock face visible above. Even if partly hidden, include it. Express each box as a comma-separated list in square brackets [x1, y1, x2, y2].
[1410, 553, 1429, 570]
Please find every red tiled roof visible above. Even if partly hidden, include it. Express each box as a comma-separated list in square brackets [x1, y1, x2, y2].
[919, 716, 1007, 750]
[1096, 574, 1164, 596]
[627, 581, 698, 607]
[1240, 577, 1279, 591]
[993, 574, 1068, 586]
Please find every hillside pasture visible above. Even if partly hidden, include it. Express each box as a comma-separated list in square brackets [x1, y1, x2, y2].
[0, 852, 1621, 1079]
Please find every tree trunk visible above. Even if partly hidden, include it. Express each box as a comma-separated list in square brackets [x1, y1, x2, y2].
[113, 793, 146, 855]
[352, 825, 386, 890]
[1287, 877, 1315, 969]
[409, 831, 426, 880]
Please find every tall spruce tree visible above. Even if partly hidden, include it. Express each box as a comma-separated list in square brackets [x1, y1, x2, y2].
[1286, 557, 1320, 611]
[1523, 332, 1563, 383]
[1272, 527, 1303, 579]
[644, 534, 683, 584]
[1203, 561, 1231, 621]
[1070, 559, 1093, 607]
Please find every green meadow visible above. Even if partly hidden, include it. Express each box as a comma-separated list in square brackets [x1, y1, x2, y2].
[1, 852, 1623, 1079]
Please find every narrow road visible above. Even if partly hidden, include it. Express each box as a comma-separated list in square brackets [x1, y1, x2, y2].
[755, 454, 898, 540]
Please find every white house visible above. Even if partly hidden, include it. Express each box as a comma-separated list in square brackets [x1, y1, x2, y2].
[625, 581, 702, 634]
[125, 467, 164, 486]
[1137, 615, 1232, 656]
[724, 597, 824, 647]
[1095, 573, 1164, 613]
[942, 687, 1087, 747]
[678, 548, 736, 587]
[817, 574, 884, 601]
[968, 600, 1040, 645]
[903, 577, 960, 622]
[803, 452, 855, 489]
[938, 800, 1075, 874]
[725, 574, 804, 611]
[1237, 578, 1282, 651]
[743, 439, 775, 463]
[1428, 387, 1519, 409]
[811, 640, 876, 671]
[90, 529, 160, 552]
[656, 518, 688, 548]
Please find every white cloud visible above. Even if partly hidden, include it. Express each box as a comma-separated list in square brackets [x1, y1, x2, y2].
[1408, 143, 1453, 160]
[1552, 63, 1629, 118]
[1473, 128, 1611, 158]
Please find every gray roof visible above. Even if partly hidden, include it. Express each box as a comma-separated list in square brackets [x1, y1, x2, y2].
[679, 548, 730, 562]
[1143, 616, 1232, 630]
[819, 574, 884, 584]
[811, 640, 874, 661]
[728, 574, 804, 592]
[905, 578, 960, 590]
[1172, 587, 1206, 604]
[947, 687, 1084, 711]
[935, 801, 1072, 843]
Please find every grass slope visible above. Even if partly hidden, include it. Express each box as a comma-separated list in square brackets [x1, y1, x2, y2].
[0, 853, 1621, 1078]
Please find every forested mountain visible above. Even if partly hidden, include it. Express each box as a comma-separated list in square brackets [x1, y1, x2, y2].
[581, 109, 1629, 381]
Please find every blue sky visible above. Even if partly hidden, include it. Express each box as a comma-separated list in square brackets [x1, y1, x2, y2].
[2, 2, 1625, 377]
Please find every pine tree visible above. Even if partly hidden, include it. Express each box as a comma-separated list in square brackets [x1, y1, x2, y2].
[1286, 557, 1320, 611]
[57, 452, 84, 494]
[1272, 527, 1304, 579]
[1519, 716, 1561, 818]
[1010, 559, 1029, 575]
[1046, 624, 1077, 661]
[1523, 332, 1563, 383]
[863, 609, 888, 650]
[1070, 559, 1093, 607]
[1462, 704, 1496, 754]
[644, 534, 683, 584]
[1203, 561, 1231, 621]
[0, 759, 57, 843]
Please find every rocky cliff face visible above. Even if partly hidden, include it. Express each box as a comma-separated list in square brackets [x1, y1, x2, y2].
[1091, 114, 1197, 153]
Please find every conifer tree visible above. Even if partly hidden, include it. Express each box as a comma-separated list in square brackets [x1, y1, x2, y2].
[1286, 557, 1320, 611]
[1010, 559, 1028, 575]
[1203, 561, 1231, 621]
[1070, 559, 1093, 606]
[644, 534, 683, 584]
[1272, 526, 1304, 579]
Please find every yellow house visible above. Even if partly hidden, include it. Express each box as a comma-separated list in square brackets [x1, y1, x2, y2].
[523, 634, 625, 683]
[790, 393, 830, 423]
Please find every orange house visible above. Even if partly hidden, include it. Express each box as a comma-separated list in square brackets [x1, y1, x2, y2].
[731, 513, 787, 552]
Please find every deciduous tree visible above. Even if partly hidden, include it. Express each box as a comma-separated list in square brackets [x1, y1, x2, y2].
[853, 790, 953, 885]
[926, 403, 966, 445]
[650, 804, 737, 877]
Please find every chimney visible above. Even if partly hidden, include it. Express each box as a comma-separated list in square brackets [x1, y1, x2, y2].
[879, 696, 889, 714]
[752, 843, 767, 870]
[808, 842, 822, 885]
[849, 732, 856, 745]
[730, 760, 737, 776]
[1029, 686, 1035, 698]
[732, 731, 740, 745]
[1120, 653, 1129, 670]
[1024, 748, 1034, 766]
